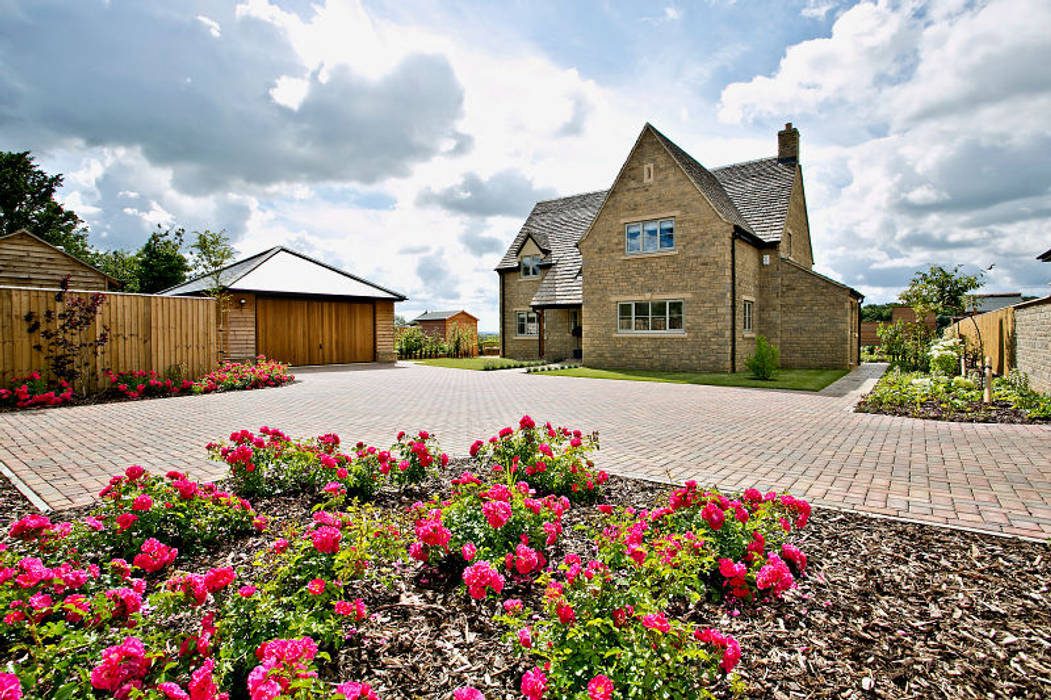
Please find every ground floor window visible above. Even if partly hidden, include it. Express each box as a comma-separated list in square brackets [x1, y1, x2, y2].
[516, 310, 538, 336]
[617, 300, 683, 332]
[743, 299, 754, 332]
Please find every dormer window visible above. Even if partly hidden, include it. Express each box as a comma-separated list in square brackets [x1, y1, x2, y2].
[521, 255, 540, 278]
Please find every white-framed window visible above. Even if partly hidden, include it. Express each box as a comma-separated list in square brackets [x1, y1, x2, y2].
[617, 300, 683, 333]
[743, 299, 754, 333]
[520, 255, 540, 278]
[516, 311, 539, 336]
[625, 218, 674, 254]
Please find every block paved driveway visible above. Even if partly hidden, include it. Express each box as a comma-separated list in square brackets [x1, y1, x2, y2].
[1, 362, 1049, 539]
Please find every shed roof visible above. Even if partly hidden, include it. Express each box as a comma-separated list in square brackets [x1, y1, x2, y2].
[0, 229, 121, 287]
[412, 309, 479, 322]
[161, 246, 406, 300]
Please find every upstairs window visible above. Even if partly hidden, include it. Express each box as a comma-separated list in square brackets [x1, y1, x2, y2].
[520, 255, 540, 278]
[516, 310, 539, 336]
[625, 218, 674, 254]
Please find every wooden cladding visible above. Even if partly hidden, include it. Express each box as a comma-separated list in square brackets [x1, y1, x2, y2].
[0, 231, 115, 290]
[255, 296, 375, 365]
[0, 286, 217, 391]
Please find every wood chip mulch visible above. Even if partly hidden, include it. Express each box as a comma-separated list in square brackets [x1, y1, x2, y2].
[2, 462, 1049, 699]
[854, 398, 1046, 424]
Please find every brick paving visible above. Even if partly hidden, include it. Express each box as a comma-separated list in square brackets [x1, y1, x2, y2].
[0, 362, 1049, 539]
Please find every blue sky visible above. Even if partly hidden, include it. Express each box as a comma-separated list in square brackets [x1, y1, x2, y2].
[2, 0, 1049, 330]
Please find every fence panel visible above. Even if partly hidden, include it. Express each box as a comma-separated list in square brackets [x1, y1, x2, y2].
[946, 306, 1015, 375]
[0, 286, 217, 391]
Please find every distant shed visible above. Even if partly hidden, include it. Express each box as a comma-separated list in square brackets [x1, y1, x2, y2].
[0, 229, 120, 290]
[163, 246, 405, 365]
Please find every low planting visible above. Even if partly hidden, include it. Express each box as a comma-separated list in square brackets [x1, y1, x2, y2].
[857, 369, 1051, 422]
[0, 356, 294, 411]
[0, 418, 818, 699]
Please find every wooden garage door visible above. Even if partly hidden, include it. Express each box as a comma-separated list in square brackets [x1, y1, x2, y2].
[256, 297, 374, 365]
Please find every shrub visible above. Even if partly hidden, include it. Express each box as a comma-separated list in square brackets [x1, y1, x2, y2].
[877, 320, 934, 372]
[22, 278, 109, 393]
[469, 416, 606, 501]
[500, 557, 742, 699]
[928, 337, 962, 376]
[857, 369, 1051, 421]
[388, 430, 448, 486]
[216, 504, 408, 680]
[0, 372, 73, 408]
[594, 481, 809, 606]
[105, 368, 193, 399]
[191, 356, 294, 394]
[408, 474, 569, 594]
[744, 335, 779, 380]
[86, 466, 260, 557]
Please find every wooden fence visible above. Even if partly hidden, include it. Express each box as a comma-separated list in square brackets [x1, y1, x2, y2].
[945, 306, 1015, 375]
[0, 286, 218, 392]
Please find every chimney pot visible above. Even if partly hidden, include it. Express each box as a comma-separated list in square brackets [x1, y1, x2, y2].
[778, 122, 800, 164]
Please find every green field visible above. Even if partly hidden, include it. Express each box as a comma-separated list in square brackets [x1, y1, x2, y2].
[534, 367, 848, 391]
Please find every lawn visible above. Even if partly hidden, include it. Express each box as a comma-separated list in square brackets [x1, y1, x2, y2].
[412, 357, 523, 370]
[536, 366, 848, 391]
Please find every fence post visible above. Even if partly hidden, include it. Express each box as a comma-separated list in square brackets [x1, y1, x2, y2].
[983, 357, 992, 403]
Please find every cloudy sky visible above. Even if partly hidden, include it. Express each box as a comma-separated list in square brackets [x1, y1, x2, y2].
[2, 0, 1049, 329]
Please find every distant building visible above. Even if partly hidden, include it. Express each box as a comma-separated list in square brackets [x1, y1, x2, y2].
[966, 293, 1024, 314]
[410, 310, 479, 355]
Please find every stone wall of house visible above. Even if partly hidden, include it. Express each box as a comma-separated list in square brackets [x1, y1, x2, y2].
[781, 167, 814, 269]
[374, 300, 397, 363]
[543, 307, 578, 361]
[500, 269, 541, 360]
[734, 238, 761, 371]
[579, 128, 735, 372]
[777, 261, 857, 369]
[1015, 296, 1051, 393]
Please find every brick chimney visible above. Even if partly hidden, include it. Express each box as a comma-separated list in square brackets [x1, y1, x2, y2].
[777, 122, 799, 164]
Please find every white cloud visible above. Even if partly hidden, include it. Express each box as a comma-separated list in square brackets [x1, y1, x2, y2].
[195, 15, 222, 38]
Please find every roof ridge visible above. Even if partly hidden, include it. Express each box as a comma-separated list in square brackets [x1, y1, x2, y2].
[710, 155, 783, 171]
[533, 189, 609, 205]
[158, 246, 279, 294]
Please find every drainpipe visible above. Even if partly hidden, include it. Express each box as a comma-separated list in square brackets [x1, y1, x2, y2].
[730, 233, 737, 373]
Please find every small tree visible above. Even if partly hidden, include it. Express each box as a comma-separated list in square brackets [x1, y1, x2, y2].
[745, 335, 780, 380]
[188, 229, 238, 356]
[23, 276, 109, 394]
[92, 248, 141, 292]
[137, 226, 191, 293]
[899, 264, 987, 370]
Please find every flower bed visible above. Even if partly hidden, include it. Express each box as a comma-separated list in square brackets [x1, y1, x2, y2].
[0, 356, 294, 411]
[856, 369, 1051, 423]
[1, 417, 1047, 699]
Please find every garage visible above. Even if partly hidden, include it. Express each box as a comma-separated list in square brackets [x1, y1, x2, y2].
[163, 246, 405, 365]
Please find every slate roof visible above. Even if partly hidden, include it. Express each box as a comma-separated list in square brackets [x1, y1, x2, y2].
[496, 191, 608, 307]
[497, 124, 802, 307]
[710, 157, 797, 243]
[412, 310, 478, 322]
[161, 246, 406, 300]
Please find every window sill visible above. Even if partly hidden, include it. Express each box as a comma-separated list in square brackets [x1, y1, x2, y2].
[514, 335, 539, 340]
[614, 331, 687, 338]
[621, 249, 678, 260]
[743, 332, 756, 339]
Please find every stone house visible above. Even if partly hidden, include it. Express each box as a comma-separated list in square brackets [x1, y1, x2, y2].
[496, 123, 863, 370]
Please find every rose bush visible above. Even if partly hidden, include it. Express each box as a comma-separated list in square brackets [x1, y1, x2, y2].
[408, 473, 569, 595]
[0, 372, 73, 408]
[469, 416, 606, 502]
[190, 356, 294, 394]
[500, 555, 742, 699]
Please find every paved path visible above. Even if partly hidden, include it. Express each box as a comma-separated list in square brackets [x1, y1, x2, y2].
[0, 363, 1049, 539]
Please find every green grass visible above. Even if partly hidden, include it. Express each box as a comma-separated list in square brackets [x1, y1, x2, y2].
[535, 367, 849, 392]
[412, 357, 520, 370]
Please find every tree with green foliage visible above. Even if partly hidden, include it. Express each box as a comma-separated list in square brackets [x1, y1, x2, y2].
[860, 303, 894, 322]
[136, 226, 191, 293]
[188, 229, 237, 291]
[92, 249, 141, 292]
[899, 264, 985, 326]
[0, 150, 93, 260]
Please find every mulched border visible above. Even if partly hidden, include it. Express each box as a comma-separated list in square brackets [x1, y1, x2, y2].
[854, 397, 1047, 424]
[0, 379, 298, 414]
[2, 462, 1048, 699]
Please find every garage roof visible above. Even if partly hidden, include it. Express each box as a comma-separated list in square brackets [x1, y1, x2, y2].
[162, 247, 406, 301]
